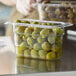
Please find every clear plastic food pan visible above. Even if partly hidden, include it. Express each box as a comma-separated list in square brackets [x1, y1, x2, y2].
[36, 1, 76, 24]
[5, 19, 72, 60]
[36, 0, 76, 3]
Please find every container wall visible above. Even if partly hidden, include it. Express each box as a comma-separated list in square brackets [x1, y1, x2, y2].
[37, 1, 76, 24]
[13, 19, 64, 60]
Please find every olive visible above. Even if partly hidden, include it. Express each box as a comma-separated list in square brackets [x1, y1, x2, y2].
[45, 6, 51, 12]
[68, 13, 74, 19]
[16, 20, 21, 23]
[55, 8, 61, 15]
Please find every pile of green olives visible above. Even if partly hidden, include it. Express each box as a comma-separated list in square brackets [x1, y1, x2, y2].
[38, 2, 76, 23]
[15, 20, 63, 60]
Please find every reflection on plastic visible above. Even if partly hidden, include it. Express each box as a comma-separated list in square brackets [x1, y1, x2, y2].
[17, 57, 61, 74]
[67, 30, 76, 41]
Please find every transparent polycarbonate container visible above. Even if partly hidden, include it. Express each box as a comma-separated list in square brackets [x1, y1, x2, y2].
[36, 1, 76, 24]
[36, 0, 76, 3]
[6, 19, 72, 60]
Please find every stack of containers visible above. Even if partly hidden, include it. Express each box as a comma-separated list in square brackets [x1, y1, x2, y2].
[36, 0, 76, 24]
[5, 0, 73, 61]
[6, 19, 72, 60]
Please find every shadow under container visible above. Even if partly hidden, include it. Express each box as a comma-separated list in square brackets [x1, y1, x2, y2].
[37, 1, 76, 24]
[12, 19, 72, 60]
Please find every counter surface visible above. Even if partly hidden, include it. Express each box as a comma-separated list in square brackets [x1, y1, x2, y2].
[0, 35, 76, 75]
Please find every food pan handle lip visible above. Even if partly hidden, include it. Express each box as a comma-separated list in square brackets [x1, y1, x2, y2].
[5, 20, 73, 28]
[20, 19, 73, 27]
[20, 19, 73, 25]
[62, 22, 73, 27]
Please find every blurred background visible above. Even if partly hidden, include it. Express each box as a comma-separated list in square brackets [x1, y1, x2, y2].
[0, 0, 76, 37]
[0, 0, 76, 38]
[0, 3, 12, 36]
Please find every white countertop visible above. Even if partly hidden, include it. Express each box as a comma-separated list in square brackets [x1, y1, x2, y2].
[3, 71, 76, 76]
[24, 71, 76, 76]
[0, 36, 76, 76]
[0, 36, 16, 75]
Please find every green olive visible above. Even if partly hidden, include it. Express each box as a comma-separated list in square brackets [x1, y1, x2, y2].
[52, 44, 62, 52]
[31, 50, 39, 58]
[21, 21, 30, 23]
[24, 49, 30, 57]
[68, 13, 74, 19]
[39, 50, 47, 59]
[16, 20, 21, 23]
[24, 27, 34, 37]
[55, 36, 62, 44]
[40, 28, 50, 38]
[32, 31, 39, 39]
[42, 42, 51, 51]
[27, 37, 35, 46]
[55, 8, 61, 15]
[34, 27, 41, 33]
[33, 43, 42, 50]
[41, 12, 48, 20]
[53, 27, 64, 35]
[31, 21, 39, 24]
[16, 26, 25, 33]
[41, 22, 47, 26]
[20, 42, 28, 50]
[22, 36, 27, 41]
[37, 36, 45, 43]
[45, 6, 51, 12]
[46, 52, 56, 60]
[16, 46, 24, 56]
[48, 32, 56, 44]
